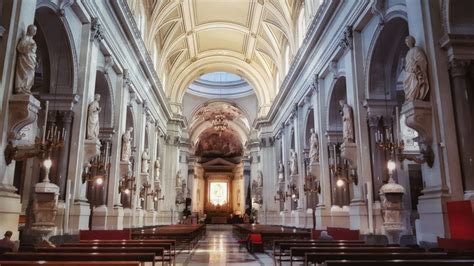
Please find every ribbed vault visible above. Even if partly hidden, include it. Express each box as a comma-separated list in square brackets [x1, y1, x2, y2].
[136, 0, 302, 114]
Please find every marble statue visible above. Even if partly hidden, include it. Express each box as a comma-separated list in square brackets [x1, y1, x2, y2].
[278, 161, 285, 182]
[15, 24, 37, 95]
[289, 149, 298, 175]
[121, 127, 133, 161]
[154, 157, 161, 181]
[339, 99, 354, 143]
[403, 35, 430, 101]
[309, 128, 319, 163]
[141, 148, 150, 173]
[176, 170, 183, 188]
[86, 94, 101, 140]
[257, 170, 263, 188]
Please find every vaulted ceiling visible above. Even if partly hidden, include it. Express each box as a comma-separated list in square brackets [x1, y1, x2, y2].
[142, 0, 302, 113]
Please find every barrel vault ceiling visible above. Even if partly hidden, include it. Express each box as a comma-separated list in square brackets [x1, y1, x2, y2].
[141, 0, 301, 111]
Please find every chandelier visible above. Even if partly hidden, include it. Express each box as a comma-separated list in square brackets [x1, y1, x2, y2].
[212, 112, 228, 132]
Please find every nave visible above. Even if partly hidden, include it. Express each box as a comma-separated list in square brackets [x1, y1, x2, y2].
[0, 0, 474, 265]
[176, 225, 272, 266]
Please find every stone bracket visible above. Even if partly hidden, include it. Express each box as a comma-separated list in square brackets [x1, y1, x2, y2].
[8, 94, 41, 144]
[401, 101, 435, 167]
[341, 142, 357, 169]
[83, 139, 101, 167]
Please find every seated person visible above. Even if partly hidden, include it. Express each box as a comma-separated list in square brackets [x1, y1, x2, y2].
[0, 231, 18, 252]
[318, 230, 334, 241]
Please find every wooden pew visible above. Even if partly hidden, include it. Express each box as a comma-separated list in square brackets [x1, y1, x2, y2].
[304, 252, 449, 265]
[273, 242, 384, 265]
[132, 224, 205, 253]
[290, 247, 424, 265]
[36, 247, 167, 265]
[0, 252, 156, 266]
[0, 262, 141, 266]
[59, 242, 173, 265]
[324, 259, 474, 266]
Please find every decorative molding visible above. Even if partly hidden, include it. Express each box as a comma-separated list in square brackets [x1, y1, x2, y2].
[58, 0, 75, 16]
[103, 55, 114, 74]
[449, 59, 470, 78]
[338, 25, 353, 51]
[371, 0, 386, 25]
[90, 17, 104, 42]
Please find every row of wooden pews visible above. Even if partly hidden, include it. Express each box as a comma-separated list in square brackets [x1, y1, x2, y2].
[272, 239, 474, 266]
[131, 224, 205, 253]
[0, 225, 206, 266]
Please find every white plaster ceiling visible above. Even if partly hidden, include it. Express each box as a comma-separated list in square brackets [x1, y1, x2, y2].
[145, 0, 301, 112]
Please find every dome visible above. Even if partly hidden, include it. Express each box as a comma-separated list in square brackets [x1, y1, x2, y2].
[188, 72, 254, 98]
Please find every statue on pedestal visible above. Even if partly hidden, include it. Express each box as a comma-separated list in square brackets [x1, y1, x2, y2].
[289, 149, 298, 175]
[86, 94, 101, 140]
[339, 99, 354, 143]
[121, 127, 133, 161]
[141, 148, 150, 173]
[15, 25, 37, 95]
[176, 170, 183, 188]
[278, 161, 285, 182]
[154, 157, 161, 181]
[403, 36, 430, 101]
[309, 128, 319, 163]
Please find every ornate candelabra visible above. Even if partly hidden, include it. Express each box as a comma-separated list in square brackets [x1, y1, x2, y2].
[329, 143, 357, 186]
[274, 188, 286, 203]
[286, 182, 299, 202]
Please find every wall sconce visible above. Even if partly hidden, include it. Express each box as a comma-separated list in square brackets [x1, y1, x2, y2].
[286, 183, 299, 202]
[274, 188, 285, 203]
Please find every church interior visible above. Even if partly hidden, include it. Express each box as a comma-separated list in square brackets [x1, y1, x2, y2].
[0, 0, 473, 265]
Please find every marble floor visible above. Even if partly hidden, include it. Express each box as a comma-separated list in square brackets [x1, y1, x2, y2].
[176, 224, 273, 266]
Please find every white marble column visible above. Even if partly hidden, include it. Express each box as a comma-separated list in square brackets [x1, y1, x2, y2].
[0, 1, 37, 239]
[68, 19, 102, 233]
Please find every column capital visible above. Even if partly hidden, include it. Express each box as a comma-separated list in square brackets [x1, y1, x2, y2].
[449, 59, 470, 78]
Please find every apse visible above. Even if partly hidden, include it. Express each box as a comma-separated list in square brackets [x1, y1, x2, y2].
[194, 128, 243, 162]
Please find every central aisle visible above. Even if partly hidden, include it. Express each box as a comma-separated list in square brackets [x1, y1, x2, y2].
[176, 224, 273, 265]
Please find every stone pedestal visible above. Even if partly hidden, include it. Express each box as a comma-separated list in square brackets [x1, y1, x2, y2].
[315, 205, 331, 229]
[106, 206, 124, 230]
[68, 201, 90, 233]
[415, 186, 450, 243]
[379, 178, 405, 243]
[54, 201, 66, 235]
[349, 201, 369, 233]
[133, 208, 144, 228]
[123, 208, 133, 228]
[91, 205, 108, 230]
[30, 181, 60, 240]
[144, 210, 157, 226]
[330, 205, 350, 228]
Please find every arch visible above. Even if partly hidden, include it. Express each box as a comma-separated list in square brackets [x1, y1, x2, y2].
[95, 71, 114, 128]
[366, 17, 409, 99]
[327, 77, 347, 131]
[445, 0, 474, 34]
[33, 5, 76, 94]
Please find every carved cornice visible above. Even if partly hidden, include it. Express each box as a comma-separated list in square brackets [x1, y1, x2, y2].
[90, 17, 104, 43]
[338, 26, 353, 51]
